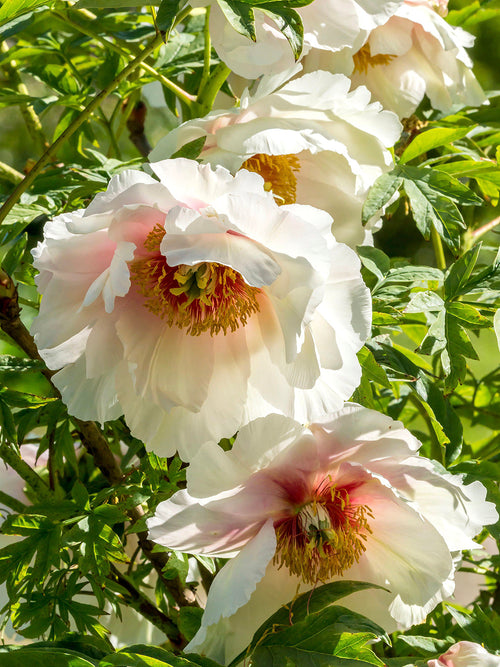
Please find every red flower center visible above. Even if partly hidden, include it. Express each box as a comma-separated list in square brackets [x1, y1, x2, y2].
[274, 477, 372, 584]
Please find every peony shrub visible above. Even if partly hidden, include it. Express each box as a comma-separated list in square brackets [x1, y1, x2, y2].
[0, 1, 498, 666]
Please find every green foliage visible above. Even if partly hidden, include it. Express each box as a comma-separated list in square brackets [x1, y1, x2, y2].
[0, 1, 498, 666]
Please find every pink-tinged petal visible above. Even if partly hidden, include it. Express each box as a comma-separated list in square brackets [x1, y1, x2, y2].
[84, 170, 174, 216]
[147, 490, 264, 557]
[345, 476, 453, 611]
[82, 241, 135, 313]
[312, 403, 421, 465]
[427, 641, 500, 667]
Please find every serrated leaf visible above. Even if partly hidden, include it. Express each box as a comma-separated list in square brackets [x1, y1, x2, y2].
[362, 172, 403, 225]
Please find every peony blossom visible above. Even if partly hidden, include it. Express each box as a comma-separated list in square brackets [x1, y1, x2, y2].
[32, 159, 371, 461]
[191, 0, 403, 79]
[148, 406, 498, 665]
[150, 71, 402, 248]
[428, 641, 500, 666]
[316, 0, 485, 118]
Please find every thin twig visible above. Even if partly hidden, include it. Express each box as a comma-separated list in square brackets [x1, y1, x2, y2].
[0, 32, 164, 226]
[0, 269, 198, 610]
[110, 564, 185, 649]
[51, 8, 196, 107]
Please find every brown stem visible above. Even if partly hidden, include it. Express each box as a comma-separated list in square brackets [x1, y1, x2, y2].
[126, 100, 152, 158]
[0, 269, 198, 610]
[110, 564, 185, 649]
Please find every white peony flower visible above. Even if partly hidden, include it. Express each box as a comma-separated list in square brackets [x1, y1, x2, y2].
[328, 0, 485, 118]
[192, 0, 403, 79]
[148, 406, 498, 665]
[428, 641, 500, 667]
[32, 159, 371, 461]
[150, 71, 402, 248]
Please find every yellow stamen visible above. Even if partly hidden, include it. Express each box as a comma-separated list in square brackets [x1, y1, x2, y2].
[240, 153, 300, 206]
[274, 489, 372, 585]
[353, 43, 396, 75]
[130, 225, 261, 336]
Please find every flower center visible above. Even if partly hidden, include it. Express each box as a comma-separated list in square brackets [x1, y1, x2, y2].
[240, 153, 300, 206]
[130, 225, 261, 336]
[353, 43, 396, 75]
[274, 484, 372, 585]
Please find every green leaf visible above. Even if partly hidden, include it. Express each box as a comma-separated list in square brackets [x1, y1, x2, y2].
[362, 172, 403, 225]
[100, 646, 222, 667]
[259, 6, 303, 59]
[0, 355, 44, 373]
[0, 0, 51, 26]
[357, 246, 390, 282]
[250, 609, 385, 667]
[178, 607, 203, 642]
[446, 302, 490, 327]
[217, 0, 256, 40]
[156, 0, 188, 33]
[0, 649, 97, 667]
[358, 347, 391, 388]
[444, 245, 481, 299]
[170, 136, 207, 160]
[399, 126, 472, 164]
[234, 581, 388, 667]
[2, 233, 27, 275]
[399, 165, 481, 251]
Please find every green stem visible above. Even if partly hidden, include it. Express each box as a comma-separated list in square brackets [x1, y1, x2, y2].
[0, 161, 23, 185]
[0, 32, 164, 227]
[431, 225, 447, 271]
[0, 490, 25, 513]
[52, 8, 196, 108]
[0, 43, 48, 154]
[0, 444, 52, 501]
[198, 7, 211, 97]
[196, 62, 231, 116]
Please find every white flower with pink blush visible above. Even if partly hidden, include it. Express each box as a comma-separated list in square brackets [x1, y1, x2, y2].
[31, 159, 371, 461]
[345, 0, 485, 118]
[150, 71, 402, 248]
[191, 0, 403, 79]
[147, 405, 498, 665]
[428, 641, 500, 667]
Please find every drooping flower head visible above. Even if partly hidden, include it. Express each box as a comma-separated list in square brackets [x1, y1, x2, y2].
[32, 159, 371, 460]
[191, 0, 403, 79]
[148, 406, 498, 665]
[428, 641, 500, 667]
[311, 0, 485, 118]
[150, 71, 402, 248]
